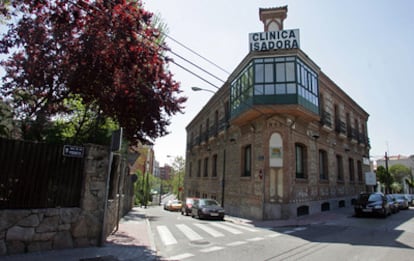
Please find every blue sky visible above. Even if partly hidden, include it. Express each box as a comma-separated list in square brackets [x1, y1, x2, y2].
[144, 0, 414, 165]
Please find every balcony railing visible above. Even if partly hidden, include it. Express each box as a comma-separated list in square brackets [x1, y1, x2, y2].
[335, 119, 347, 135]
[348, 127, 358, 141]
[320, 111, 332, 129]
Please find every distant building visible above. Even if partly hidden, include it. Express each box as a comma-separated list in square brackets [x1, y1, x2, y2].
[153, 160, 160, 178]
[185, 6, 371, 220]
[376, 154, 414, 193]
[159, 164, 173, 180]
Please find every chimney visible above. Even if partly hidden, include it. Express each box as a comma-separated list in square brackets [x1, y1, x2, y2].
[259, 6, 288, 32]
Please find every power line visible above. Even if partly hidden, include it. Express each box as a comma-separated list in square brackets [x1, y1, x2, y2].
[171, 60, 220, 89]
[169, 49, 225, 84]
[164, 33, 231, 75]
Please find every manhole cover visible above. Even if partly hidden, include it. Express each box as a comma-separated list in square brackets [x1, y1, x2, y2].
[190, 239, 210, 246]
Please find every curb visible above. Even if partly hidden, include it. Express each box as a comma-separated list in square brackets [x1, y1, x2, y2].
[145, 218, 157, 252]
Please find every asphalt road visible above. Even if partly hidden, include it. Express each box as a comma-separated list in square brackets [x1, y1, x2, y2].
[145, 205, 414, 261]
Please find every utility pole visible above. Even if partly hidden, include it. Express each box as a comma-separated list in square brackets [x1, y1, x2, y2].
[385, 151, 390, 194]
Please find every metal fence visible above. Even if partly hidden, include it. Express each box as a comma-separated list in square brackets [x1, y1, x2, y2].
[0, 138, 84, 209]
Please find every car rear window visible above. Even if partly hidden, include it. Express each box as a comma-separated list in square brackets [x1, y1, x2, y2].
[368, 194, 381, 201]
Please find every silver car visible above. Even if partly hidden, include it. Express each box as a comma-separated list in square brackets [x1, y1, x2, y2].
[392, 194, 409, 210]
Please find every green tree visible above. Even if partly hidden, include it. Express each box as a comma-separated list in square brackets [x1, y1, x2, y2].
[390, 182, 402, 193]
[376, 165, 394, 194]
[0, 0, 186, 145]
[0, 99, 13, 137]
[389, 164, 411, 183]
[170, 156, 185, 199]
[45, 95, 118, 145]
[406, 174, 414, 194]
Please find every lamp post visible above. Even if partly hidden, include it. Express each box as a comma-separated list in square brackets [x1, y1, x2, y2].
[191, 86, 227, 207]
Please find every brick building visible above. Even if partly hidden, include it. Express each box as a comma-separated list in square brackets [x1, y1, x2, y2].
[185, 6, 371, 220]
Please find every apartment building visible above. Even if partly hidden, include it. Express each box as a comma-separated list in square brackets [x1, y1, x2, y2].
[185, 6, 371, 220]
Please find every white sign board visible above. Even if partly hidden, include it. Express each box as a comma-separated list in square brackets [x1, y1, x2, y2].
[365, 172, 377, 186]
[249, 29, 300, 52]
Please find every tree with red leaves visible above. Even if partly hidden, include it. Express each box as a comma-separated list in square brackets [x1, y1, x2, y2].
[0, 0, 186, 144]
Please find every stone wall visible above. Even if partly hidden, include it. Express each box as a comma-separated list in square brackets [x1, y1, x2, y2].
[0, 143, 133, 256]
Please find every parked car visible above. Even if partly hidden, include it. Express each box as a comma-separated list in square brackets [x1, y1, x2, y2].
[405, 194, 414, 206]
[392, 194, 410, 210]
[354, 192, 390, 217]
[191, 198, 225, 220]
[181, 197, 197, 216]
[163, 200, 172, 210]
[386, 194, 399, 214]
[165, 199, 183, 211]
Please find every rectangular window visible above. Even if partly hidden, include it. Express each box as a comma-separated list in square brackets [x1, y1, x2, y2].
[264, 84, 275, 95]
[264, 63, 274, 82]
[349, 158, 355, 182]
[242, 145, 252, 177]
[189, 162, 192, 178]
[286, 62, 295, 81]
[357, 160, 363, 181]
[276, 63, 285, 82]
[203, 157, 209, 177]
[295, 144, 306, 179]
[287, 83, 296, 94]
[197, 159, 201, 177]
[254, 84, 264, 95]
[276, 83, 286, 94]
[336, 155, 344, 181]
[255, 63, 264, 83]
[212, 154, 218, 177]
[319, 150, 328, 180]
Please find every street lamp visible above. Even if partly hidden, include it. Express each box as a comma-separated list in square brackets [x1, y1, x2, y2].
[191, 86, 216, 94]
[191, 86, 227, 207]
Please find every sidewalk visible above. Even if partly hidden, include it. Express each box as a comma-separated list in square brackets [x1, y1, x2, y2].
[0, 206, 353, 261]
[0, 207, 159, 261]
[225, 206, 353, 228]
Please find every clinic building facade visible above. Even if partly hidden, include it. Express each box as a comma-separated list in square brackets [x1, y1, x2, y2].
[185, 6, 371, 220]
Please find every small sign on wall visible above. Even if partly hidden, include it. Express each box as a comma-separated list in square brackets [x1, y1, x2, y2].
[63, 145, 84, 158]
[270, 147, 282, 158]
[365, 172, 377, 186]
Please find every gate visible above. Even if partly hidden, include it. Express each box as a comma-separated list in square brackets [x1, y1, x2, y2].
[0, 138, 84, 209]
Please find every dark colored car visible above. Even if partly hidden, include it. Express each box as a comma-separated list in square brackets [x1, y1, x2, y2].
[386, 194, 399, 214]
[191, 198, 225, 220]
[181, 197, 197, 216]
[354, 192, 390, 217]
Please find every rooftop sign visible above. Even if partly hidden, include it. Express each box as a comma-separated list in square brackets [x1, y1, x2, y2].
[249, 29, 300, 52]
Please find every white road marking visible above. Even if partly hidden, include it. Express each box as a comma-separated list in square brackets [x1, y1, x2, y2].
[157, 225, 177, 246]
[168, 253, 194, 260]
[246, 237, 264, 242]
[200, 246, 224, 253]
[227, 241, 247, 247]
[224, 222, 258, 232]
[266, 233, 283, 238]
[211, 222, 243, 234]
[193, 223, 225, 237]
[294, 227, 307, 231]
[176, 224, 203, 241]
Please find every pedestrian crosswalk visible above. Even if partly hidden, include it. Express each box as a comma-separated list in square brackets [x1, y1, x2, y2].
[155, 222, 257, 247]
[156, 222, 307, 260]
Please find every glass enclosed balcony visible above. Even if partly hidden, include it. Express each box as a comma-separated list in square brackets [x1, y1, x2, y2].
[230, 56, 319, 124]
